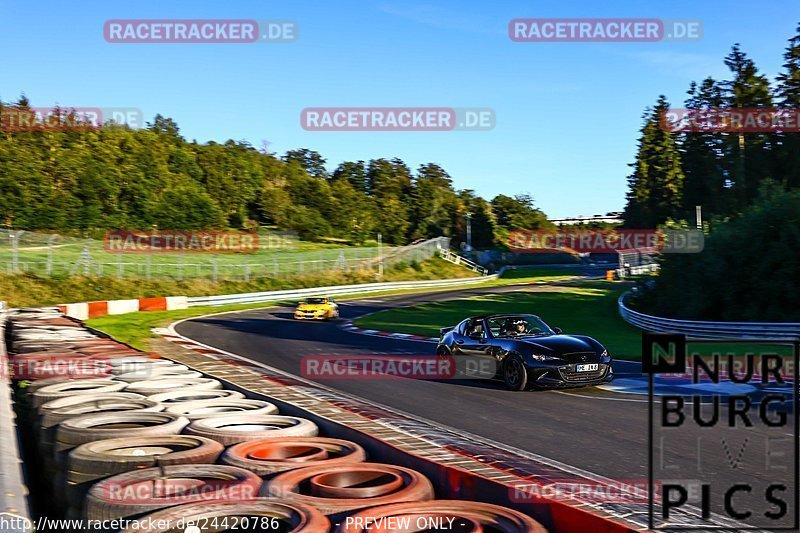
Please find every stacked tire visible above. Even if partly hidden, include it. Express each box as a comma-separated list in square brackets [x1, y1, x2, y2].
[6, 308, 547, 532]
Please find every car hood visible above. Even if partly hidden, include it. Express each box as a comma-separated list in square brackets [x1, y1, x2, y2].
[517, 334, 602, 356]
[297, 304, 328, 311]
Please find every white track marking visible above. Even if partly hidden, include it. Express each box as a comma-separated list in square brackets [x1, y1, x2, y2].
[553, 390, 649, 403]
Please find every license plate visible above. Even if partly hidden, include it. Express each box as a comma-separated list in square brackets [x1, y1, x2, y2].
[576, 363, 599, 372]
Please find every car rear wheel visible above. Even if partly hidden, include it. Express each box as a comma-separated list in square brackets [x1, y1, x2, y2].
[503, 355, 528, 391]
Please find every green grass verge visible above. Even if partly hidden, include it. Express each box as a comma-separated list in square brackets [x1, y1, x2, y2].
[483, 268, 578, 286]
[86, 302, 282, 350]
[354, 280, 643, 360]
[1, 257, 475, 308]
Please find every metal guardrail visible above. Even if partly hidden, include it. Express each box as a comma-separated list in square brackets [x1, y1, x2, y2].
[187, 275, 499, 307]
[618, 291, 800, 340]
[0, 302, 32, 523]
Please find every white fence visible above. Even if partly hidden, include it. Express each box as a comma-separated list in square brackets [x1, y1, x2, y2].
[187, 274, 497, 307]
[618, 291, 800, 340]
[0, 230, 450, 281]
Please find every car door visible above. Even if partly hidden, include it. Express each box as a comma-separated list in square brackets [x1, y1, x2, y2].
[459, 318, 491, 356]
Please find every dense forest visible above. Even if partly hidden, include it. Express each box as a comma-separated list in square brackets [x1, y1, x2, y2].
[625, 24, 800, 321]
[0, 104, 549, 246]
[623, 24, 800, 228]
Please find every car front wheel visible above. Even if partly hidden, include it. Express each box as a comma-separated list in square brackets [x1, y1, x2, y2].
[503, 354, 528, 391]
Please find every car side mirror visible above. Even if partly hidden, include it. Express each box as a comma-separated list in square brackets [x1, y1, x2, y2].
[553, 327, 563, 334]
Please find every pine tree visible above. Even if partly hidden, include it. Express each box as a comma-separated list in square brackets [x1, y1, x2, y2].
[721, 44, 774, 209]
[623, 96, 685, 228]
[775, 23, 800, 189]
[679, 78, 727, 219]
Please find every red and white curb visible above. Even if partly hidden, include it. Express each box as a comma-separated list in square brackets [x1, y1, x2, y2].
[59, 296, 188, 321]
[339, 320, 438, 343]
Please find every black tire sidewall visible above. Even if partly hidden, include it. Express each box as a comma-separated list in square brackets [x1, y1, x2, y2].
[503, 355, 528, 391]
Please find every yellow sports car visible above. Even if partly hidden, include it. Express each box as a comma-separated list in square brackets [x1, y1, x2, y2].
[294, 296, 339, 320]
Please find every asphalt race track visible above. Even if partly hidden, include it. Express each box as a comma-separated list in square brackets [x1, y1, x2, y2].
[176, 282, 797, 524]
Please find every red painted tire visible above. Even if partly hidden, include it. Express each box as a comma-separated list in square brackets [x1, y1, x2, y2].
[265, 463, 434, 515]
[222, 437, 366, 476]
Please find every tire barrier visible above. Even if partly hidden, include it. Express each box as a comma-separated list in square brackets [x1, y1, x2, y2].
[265, 463, 435, 515]
[108, 357, 190, 381]
[113, 368, 204, 383]
[121, 499, 330, 533]
[26, 376, 116, 395]
[222, 437, 367, 476]
[125, 377, 223, 396]
[85, 464, 262, 521]
[64, 435, 226, 516]
[39, 394, 161, 429]
[37, 394, 162, 461]
[31, 379, 128, 409]
[147, 389, 245, 404]
[337, 500, 547, 532]
[107, 357, 182, 371]
[164, 398, 279, 420]
[55, 412, 189, 453]
[5, 307, 564, 532]
[67, 435, 225, 484]
[185, 415, 319, 445]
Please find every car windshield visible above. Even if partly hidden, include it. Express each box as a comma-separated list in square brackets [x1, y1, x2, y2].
[488, 316, 553, 338]
[305, 298, 326, 304]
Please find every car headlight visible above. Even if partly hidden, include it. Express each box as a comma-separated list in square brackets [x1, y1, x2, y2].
[600, 349, 611, 361]
[531, 353, 558, 361]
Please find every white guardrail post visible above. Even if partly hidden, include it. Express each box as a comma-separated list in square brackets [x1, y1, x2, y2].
[186, 274, 498, 307]
[0, 302, 32, 528]
[618, 291, 800, 340]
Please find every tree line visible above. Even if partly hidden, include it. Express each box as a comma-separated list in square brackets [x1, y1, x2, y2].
[623, 24, 800, 228]
[0, 102, 550, 246]
[625, 23, 800, 321]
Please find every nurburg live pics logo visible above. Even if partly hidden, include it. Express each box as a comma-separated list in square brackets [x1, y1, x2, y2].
[644, 333, 799, 530]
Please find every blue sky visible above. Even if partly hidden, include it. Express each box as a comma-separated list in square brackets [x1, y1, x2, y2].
[2, 0, 799, 217]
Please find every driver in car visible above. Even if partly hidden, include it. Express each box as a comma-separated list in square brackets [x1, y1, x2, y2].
[502, 318, 528, 337]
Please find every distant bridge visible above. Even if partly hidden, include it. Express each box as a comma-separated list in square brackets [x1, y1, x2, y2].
[548, 212, 623, 225]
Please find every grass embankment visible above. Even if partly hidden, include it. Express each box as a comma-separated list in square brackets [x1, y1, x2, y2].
[483, 267, 579, 286]
[0, 257, 475, 308]
[355, 281, 643, 360]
